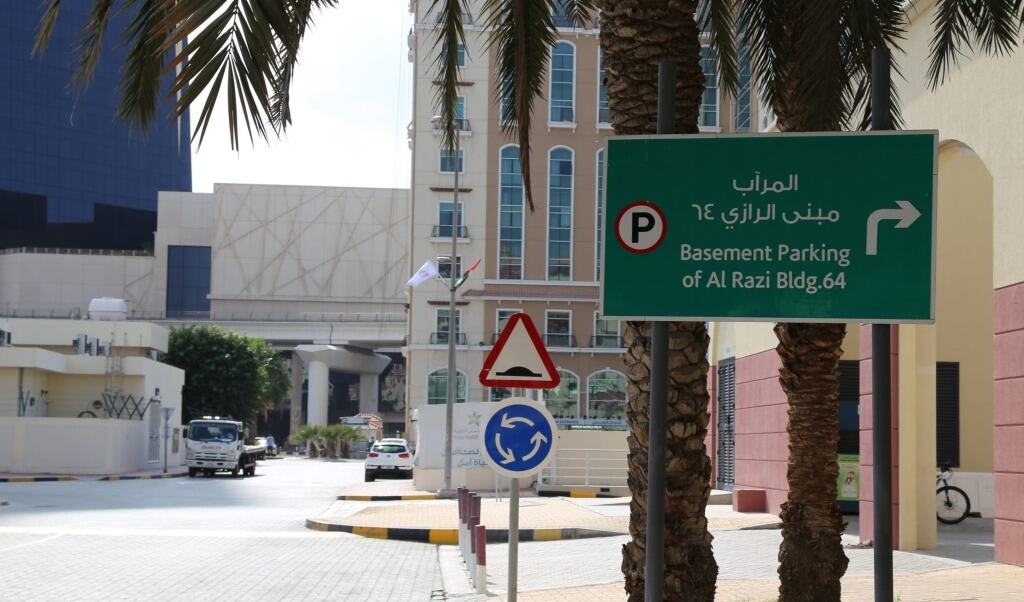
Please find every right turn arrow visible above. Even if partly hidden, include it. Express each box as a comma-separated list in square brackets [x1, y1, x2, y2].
[866, 200, 921, 256]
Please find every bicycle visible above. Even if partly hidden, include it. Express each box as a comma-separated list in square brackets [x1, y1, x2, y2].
[936, 463, 971, 525]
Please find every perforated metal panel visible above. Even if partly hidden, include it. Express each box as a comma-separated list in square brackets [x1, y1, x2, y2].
[716, 359, 736, 490]
[936, 362, 960, 467]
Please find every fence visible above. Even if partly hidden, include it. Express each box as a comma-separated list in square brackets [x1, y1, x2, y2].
[538, 447, 628, 489]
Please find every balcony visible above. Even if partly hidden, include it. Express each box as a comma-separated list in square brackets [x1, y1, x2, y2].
[543, 333, 577, 348]
[430, 225, 470, 241]
[432, 118, 472, 136]
[590, 335, 625, 349]
[430, 332, 467, 345]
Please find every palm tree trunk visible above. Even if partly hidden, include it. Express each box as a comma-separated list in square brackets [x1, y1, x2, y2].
[600, 2, 717, 599]
[774, 323, 849, 601]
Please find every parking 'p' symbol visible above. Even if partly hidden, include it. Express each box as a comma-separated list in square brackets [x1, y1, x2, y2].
[615, 201, 666, 254]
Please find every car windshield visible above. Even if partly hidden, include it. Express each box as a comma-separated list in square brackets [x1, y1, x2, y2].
[189, 423, 238, 443]
[372, 444, 406, 454]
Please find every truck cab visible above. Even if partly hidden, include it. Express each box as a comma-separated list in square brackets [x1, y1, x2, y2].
[184, 417, 257, 478]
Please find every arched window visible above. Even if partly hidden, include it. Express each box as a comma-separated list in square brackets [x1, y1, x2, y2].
[549, 42, 575, 123]
[597, 49, 610, 124]
[427, 369, 467, 405]
[547, 147, 573, 280]
[595, 148, 605, 281]
[499, 145, 524, 279]
[699, 46, 719, 129]
[545, 369, 580, 418]
[587, 369, 628, 420]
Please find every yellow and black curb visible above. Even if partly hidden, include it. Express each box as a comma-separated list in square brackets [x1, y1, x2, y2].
[99, 472, 187, 481]
[538, 489, 619, 499]
[305, 519, 619, 544]
[337, 493, 439, 502]
[0, 476, 77, 483]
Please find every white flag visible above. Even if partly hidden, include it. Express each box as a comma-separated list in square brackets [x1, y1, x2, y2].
[407, 260, 440, 287]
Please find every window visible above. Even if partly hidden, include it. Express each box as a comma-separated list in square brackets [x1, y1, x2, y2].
[496, 309, 521, 340]
[427, 369, 467, 405]
[547, 147, 573, 280]
[437, 201, 464, 238]
[734, 46, 751, 132]
[435, 308, 462, 336]
[499, 146, 524, 279]
[166, 245, 211, 317]
[545, 310, 572, 347]
[545, 370, 580, 418]
[587, 370, 628, 420]
[444, 43, 466, 67]
[595, 149, 605, 280]
[936, 362, 961, 467]
[597, 49, 610, 124]
[549, 42, 575, 123]
[438, 256, 463, 279]
[552, 1, 572, 28]
[593, 313, 620, 348]
[440, 148, 464, 173]
[699, 46, 719, 129]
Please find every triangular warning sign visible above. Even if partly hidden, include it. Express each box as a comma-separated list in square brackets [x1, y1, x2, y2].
[479, 313, 560, 389]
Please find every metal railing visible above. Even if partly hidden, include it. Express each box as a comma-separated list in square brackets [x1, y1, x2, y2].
[543, 333, 577, 348]
[538, 447, 628, 488]
[0, 308, 406, 323]
[431, 225, 470, 239]
[430, 332, 467, 345]
[0, 246, 153, 257]
[590, 334, 624, 349]
[432, 118, 471, 133]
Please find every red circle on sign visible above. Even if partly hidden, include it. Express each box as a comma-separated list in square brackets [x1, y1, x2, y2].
[614, 200, 667, 255]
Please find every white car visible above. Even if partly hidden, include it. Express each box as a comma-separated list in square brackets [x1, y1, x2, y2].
[365, 440, 413, 481]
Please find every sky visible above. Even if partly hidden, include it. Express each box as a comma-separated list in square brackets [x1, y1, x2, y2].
[190, 1, 413, 192]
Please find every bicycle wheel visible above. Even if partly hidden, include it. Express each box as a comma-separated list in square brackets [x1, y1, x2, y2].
[936, 485, 970, 524]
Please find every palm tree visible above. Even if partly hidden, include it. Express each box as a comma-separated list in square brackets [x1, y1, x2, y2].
[712, 1, 1021, 598]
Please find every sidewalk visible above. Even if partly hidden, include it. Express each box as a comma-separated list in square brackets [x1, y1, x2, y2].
[307, 496, 780, 542]
[502, 562, 1024, 601]
[0, 466, 187, 483]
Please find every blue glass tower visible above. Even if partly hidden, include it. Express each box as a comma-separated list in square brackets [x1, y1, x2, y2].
[0, 4, 191, 250]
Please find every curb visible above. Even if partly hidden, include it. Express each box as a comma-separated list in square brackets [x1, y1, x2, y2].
[305, 518, 621, 544]
[0, 476, 77, 483]
[538, 489, 619, 499]
[337, 494, 439, 502]
[99, 472, 187, 481]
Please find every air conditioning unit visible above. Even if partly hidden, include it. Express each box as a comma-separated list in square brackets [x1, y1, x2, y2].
[72, 335, 89, 354]
[87, 338, 99, 356]
[96, 342, 110, 357]
[0, 329, 9, 347]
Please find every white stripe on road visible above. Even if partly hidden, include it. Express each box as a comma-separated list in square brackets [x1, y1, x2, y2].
[0, 526, 354, 539]
[0, 532, 63, 553]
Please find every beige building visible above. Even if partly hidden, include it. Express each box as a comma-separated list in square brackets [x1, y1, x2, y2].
[0, 317, 184, 475]
[405, 2, 759, 441]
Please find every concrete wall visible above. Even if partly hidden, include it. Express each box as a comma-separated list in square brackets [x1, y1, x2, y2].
[0, 417, 148, 475]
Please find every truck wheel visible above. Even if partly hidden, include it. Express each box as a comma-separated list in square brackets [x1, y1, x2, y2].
[232, 464, 240, 478]
[245, 465, 255, 477]
[188, 468, 197, 478]
[364, 470, 375, 482]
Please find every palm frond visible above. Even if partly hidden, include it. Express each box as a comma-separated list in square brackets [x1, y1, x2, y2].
[429, 0, 469, 154]
[738, 0, 786, 125]
[561, 0, 597, 28]
[483, 0, 560, 212]
[117, 0, 168, 133]
[927, 0, 978, 87]
[842, 0, 904, 130]
[32, 0, 63, 57]
[970, 0, 1020, 59]
[698, 0, 739, 95]
[269, 1, 340, 133]
[71, 0, 116, 90]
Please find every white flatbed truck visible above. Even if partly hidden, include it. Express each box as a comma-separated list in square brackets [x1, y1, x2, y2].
[184, 417, 261, 478]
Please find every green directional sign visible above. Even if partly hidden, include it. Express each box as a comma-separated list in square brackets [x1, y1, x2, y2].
[600, 131, 937, 323]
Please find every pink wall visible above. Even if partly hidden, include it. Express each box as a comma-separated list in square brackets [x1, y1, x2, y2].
[858, 325, 901, 547]
[733, 350, 789, 514]
[994, 283, 1024, 566]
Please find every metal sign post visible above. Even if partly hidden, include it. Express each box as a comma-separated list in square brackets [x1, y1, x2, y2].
[479, 395, 558, 602]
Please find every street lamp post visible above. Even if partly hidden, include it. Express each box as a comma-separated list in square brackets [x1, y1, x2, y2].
[432, 115, 461, 494]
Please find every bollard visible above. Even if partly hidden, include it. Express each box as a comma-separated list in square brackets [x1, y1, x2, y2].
[474, 524, 487, 594]
[468, 513, 479, 583]
[457, 488, 467, 561]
